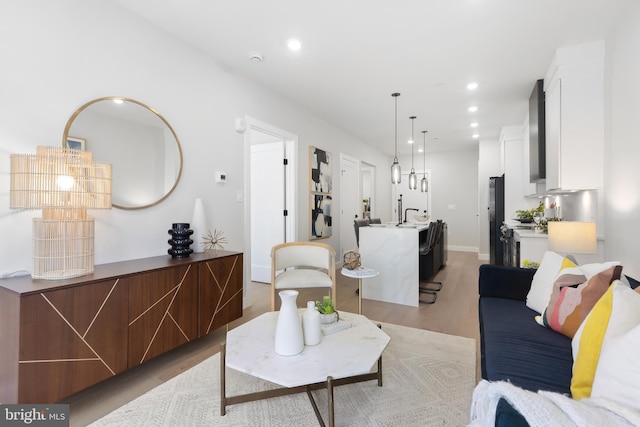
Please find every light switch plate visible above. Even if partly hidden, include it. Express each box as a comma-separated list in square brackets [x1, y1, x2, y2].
[215, 171, 227, 183]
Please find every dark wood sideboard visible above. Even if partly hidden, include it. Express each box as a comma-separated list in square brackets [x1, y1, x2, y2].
[0, 251, 243, 404]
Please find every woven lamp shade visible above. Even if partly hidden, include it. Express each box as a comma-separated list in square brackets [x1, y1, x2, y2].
[10, 146, 112, 279]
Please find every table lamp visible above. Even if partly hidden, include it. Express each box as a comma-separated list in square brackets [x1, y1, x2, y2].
[548, 221, 597, 262]
[10, 146, 112, 279]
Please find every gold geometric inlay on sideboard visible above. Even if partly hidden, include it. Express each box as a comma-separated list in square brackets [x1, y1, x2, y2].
[202, 254, 242, 334]
[19, 280, 121, 375]
[129, 265, 193, 364]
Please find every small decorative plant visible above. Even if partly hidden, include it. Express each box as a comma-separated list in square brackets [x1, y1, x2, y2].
[516, 202, 545, 220]
[522, 259, 540, 269]
[316, 296, 339, 321]
[536, 217, 562, 234]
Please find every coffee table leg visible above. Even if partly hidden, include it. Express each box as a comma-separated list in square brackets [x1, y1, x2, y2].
[377, 324, 383, 386]
[327, 376, 335, 427]
[220, 343, 226, 416]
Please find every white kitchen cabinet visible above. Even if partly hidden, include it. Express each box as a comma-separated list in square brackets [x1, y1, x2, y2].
[500, 125, 537, 220]
[544, 41, 605, 192]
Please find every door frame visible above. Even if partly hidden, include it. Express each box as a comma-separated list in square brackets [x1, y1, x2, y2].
[243, 116, 298, 305]
[339, 153, 360, 260]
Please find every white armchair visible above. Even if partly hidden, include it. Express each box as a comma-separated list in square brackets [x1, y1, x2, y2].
[270, 241, 336, 311]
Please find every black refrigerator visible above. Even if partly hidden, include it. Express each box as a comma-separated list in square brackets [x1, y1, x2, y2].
[489, 175, 505, 265]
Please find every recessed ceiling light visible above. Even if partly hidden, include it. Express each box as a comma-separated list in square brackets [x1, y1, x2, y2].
[287, 39, 301, 51]
[472, 134, 480, 139]
[418, 147, 424, 153]
[467, 82, 478, 90]
[468, 106, 478, 113]
[113, 99, 124, 104]
[470, 122, 479, 128]
[249, 51, 263, 62]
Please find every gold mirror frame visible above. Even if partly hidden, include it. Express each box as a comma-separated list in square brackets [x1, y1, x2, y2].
[62, 97, 184, 210]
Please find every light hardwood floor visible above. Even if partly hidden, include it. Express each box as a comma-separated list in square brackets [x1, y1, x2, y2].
[67, 250, 482, 426]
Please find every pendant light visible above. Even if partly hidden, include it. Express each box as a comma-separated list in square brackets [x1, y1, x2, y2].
[408, 116, 417, 190]
[421, 130, 429, 193]
[390, 93, 401, 184]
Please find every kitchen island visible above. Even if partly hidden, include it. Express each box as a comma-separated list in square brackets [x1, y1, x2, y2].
[359, 223, 430, 307]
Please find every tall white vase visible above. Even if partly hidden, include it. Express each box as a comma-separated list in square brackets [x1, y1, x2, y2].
[191, 198, 207, 253]
[274, 290, 304, 356]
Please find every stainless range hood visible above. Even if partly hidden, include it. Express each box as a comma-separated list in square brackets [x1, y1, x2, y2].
[529, 79, 546, 183]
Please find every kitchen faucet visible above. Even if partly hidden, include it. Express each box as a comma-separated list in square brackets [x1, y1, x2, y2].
[404, 208, 420, 223]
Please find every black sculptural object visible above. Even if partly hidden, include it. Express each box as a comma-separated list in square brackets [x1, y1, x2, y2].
[168, 223, 194, 258]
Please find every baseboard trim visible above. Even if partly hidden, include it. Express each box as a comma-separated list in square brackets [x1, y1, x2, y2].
[447, 245, 478, 253]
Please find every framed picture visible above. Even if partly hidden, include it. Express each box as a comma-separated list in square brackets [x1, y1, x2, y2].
[310, 146, 332, 193]
[310, 194, 333, 239]
[66, 136, 86, 151]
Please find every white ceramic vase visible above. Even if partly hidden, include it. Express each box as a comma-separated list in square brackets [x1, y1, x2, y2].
[302, 300, 321, 346]
[191, 198, 207, 253]
[274, 290, 304, 356]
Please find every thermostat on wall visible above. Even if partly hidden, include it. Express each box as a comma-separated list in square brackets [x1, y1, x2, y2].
[215, 171, 227, 183]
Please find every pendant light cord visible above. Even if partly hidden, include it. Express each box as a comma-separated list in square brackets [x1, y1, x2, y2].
[394, 96, 398, 160]
[423, 131, 427, 176]
[410, 116, 416, 168]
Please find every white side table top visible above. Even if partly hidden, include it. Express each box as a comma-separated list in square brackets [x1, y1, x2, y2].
[226, 311, 390, 388]
[340, 266, 379, 279]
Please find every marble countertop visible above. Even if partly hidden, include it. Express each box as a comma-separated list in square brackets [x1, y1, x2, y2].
[515, 229, 548, 240]
[367, 222, 430, 231]
[225, 311, 390, 387]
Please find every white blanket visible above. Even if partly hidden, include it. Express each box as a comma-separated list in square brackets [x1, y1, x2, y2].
[469, 380, 640, 427]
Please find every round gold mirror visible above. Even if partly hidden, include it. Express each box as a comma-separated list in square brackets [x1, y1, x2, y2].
[62, 97, 183, 210]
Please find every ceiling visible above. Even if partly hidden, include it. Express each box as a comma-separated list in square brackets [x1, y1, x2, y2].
[114, 0, 629, 156]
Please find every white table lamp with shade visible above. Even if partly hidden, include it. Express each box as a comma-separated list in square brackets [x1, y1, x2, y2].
[547, 221, 597, 263]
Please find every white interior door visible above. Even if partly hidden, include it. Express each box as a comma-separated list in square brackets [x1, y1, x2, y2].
[244, 117, 298, 292]
[251, 140, 285, 283]
[361, 162, 376, 218]
[340, 154, 360, 258]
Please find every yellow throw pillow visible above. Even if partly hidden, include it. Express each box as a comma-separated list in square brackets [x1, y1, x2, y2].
[571, 281, 640, 399]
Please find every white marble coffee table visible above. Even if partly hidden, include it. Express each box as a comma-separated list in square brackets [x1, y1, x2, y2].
[220, 311, 390, 427]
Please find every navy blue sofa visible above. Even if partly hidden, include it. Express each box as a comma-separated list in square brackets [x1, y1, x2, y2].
[478, 264, 640, 425]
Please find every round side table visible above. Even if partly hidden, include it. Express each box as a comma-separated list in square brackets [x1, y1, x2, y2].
[341, 266, 379, 314]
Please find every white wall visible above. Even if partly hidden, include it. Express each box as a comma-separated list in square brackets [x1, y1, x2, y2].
[0, 1, 391, 275]
[605, 1, 640, 279]
[2, 1, 637, 280]
[398, 149, 479, 251]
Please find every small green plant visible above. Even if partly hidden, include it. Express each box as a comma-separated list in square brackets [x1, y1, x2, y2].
[516, 202, 544, 220]
[316, 296, 339, 320]
[536, 217, 562, 234]
[522, 259, 540, 269]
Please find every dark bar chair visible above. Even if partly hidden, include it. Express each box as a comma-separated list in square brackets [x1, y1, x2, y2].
[418, 220, 443, 304]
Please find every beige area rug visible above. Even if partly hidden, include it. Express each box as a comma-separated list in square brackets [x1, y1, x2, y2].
[90, 323, 476, 426]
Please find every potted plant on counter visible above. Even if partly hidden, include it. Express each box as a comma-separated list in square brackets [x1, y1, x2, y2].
[316, 296, 339, 324]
